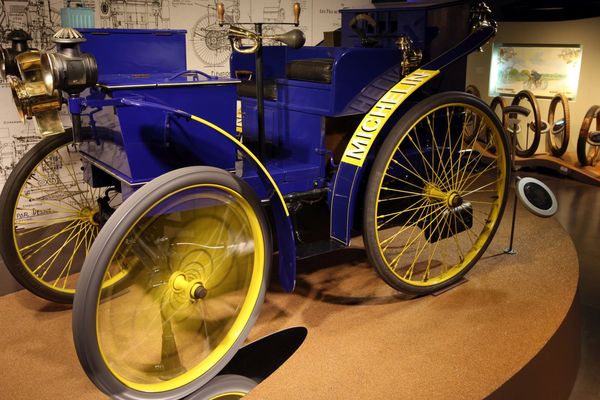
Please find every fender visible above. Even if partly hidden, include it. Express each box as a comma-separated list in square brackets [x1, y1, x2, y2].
[188, 114, 297, 293]
[78, 96, 298, 292]
[330, 25, 496, 244]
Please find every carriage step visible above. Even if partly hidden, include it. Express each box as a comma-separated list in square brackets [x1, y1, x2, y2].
[295, 239, 347, 259]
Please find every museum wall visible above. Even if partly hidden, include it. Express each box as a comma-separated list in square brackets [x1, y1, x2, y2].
[466, 16, 600, 154]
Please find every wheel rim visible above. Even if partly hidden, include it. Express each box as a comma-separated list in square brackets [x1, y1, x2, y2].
[95, 184, 265, 393]
[373, 103, 508, 287]
[511, 90, 541, 156]
[580, 106, 600, 166]
[12, 141, 122, 294]
[547, 94, 570, 156]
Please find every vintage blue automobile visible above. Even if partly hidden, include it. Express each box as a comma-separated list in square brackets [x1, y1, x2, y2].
[0, 1, 509, 398]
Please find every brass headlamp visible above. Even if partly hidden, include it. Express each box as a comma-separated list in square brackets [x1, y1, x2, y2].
[8, 50, 64, 136]
[40, 28, 98, 95]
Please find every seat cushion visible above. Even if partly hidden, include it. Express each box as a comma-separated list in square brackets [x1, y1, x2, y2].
[286, 58, 334, 84]
[236, 80, 277, 100]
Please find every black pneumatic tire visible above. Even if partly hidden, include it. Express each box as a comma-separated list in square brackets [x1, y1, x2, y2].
[0, 130, 121, 303]
[73, 166, 272, 400]
[511, 90, 542, 157]
[577, 105, 600, 166]
[184, 375, 257, 400]
[363, 92, 510, 295]
[547, 93, 570, 157]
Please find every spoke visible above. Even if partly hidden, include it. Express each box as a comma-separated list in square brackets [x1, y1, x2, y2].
[377, 197, 430, 230]
[461, 176, 501, 198]
[457, 160, 499, 194]
[39, 159, 88, 209]
[19, 219, 82, 254]
[391, 147, 431, 188]
[381, 186, 424, 196]
[53, 223, 93, 288]
[422, 218, 445, 281]
[407, 130, 443, 187]
[399, 204, 448, 280]
[386, 202, 445, 269]
[452, 148, 489, 193]
[389, 158, 429, 186]
[379, 192, 424, 202]
[448, 214, 465, 265]
[466, 199, 496, 205]
[34, 220, 91, 278]
[19, 194, 81, 213]
[56, 150, 92, 209]
[384, 172, 426, 193]
[15, 215, 80, 227]
[453, 211, 479, 243]
[377, 199, 432, 220]
[379, 199, 433, 249]
[428, 112, 452, 188]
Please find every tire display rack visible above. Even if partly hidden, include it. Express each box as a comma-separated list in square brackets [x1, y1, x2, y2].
[0, 199, 580, 399]
[514, 152, 600, 187]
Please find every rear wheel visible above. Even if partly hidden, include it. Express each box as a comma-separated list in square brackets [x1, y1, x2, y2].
[363, 92, 510, 295]
[73, 166, 271, 399]
[184, 375, 257, 400]
[547, 93, 570, 157]
[511, 90, 541, 157]
[0, 130, 122, 303]
[577, 105, 600, 166]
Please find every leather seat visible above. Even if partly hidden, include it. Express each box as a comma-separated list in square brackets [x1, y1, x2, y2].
[236, 80, 278, 100]
[286, 58, 334, 84]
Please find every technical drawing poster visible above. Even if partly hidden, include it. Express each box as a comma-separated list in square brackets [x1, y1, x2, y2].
[0, 0, 370, 191]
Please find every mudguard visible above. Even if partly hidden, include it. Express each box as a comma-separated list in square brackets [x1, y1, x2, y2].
[330, 25, 496, 244]
[80, 97, 298, 292]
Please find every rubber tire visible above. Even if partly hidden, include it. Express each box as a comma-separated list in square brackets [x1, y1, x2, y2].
[0, 131, 78, 303]
[184, 375, 257, 400]
[363, 92, 510, 295]
[547, 93, 570, 157]
[465, 84, 481, 98]
[511, 90, 541, 158]
[490, 96, 507, 129]
[577, 105, 600, 166]
[73, 166, 272, 400]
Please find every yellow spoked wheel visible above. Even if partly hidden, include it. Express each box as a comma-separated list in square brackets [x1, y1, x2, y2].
[0, 130, 123, 303]
[73, 167, 271, 400]
[363, 92, 510, 294]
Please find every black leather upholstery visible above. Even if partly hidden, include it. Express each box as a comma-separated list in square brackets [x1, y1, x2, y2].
[286, 58, 334, 84]
[236, 80, 278, 100]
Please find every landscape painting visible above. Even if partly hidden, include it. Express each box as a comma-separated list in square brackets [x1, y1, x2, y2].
[489, 44, 583, 99]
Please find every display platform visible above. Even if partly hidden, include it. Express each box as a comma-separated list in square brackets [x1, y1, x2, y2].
[0, 198, 580, 399]
[515, 151, 600, 186]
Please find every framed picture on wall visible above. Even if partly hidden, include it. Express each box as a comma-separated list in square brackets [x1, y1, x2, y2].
[489, 43, 583, 99]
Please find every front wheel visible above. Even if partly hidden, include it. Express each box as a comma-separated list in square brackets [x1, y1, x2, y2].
[73, 166, 271, 400]
[363, 92, 510, 295]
